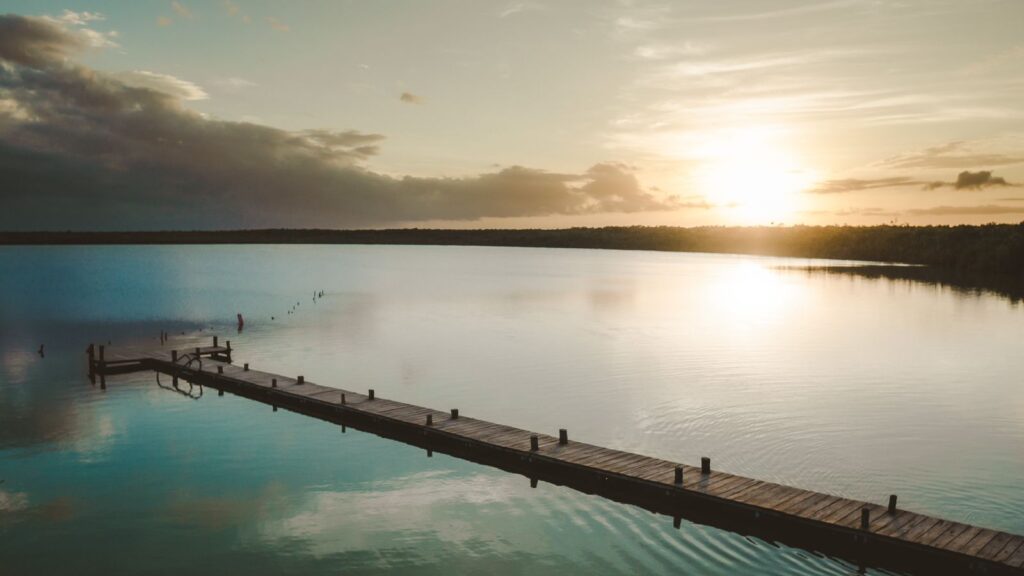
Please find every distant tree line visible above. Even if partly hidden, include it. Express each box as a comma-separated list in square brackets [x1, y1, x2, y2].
[3, 224, 1023, 278]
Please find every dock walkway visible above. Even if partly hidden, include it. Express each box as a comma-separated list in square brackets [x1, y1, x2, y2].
[88, 339, 1024, 575]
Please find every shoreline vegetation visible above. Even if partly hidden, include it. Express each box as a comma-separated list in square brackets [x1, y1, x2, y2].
[3, 225, 1024, 302]
[3, 224, 1023, 273]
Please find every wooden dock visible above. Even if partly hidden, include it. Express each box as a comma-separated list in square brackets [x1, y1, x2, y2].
[88, 339, 1024, 575]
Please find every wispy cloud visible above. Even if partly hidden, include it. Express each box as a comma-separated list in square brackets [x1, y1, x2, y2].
[907, 204, 1024, 216]
[498, 2, 544, 18]
[171, 2, 194, 20]
[880, 140, 1024, 169]
[265, 16, 289, 32]
[112, 70, 209, 101]
[399, 92, 422, 104]
[809, 177, 926, 194]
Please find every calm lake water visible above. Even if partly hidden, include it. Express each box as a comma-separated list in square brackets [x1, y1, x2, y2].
[1, 245, 1022, 575]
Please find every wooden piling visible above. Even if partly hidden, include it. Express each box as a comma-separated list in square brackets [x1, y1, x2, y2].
[530, 434, 539, 451]
[297, 375, 304, 384]
[674, 465, 683, 485]
[171, 350, 178, 362]
[87, 344, 95, 377]
[451, 408, 459, 419]
[213, 336, 218, 347]
[369, 389, 375, 400]
[271, 378, 277, 388]
[861, 507, 870, 530]
[888, 495, 898, 514]
[341, 393, 346, 404]
[426, 414, 433, 426]
[559, 429, 568, 445]
[701, 457, 711, 475]
[243, 363, 249, 371]
[217, 366, 223, 374]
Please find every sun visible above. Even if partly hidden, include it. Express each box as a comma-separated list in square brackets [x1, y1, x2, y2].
[693, 126, 815, 224]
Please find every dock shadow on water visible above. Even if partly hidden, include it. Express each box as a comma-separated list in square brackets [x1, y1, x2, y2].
[777, 265, 1024, 306]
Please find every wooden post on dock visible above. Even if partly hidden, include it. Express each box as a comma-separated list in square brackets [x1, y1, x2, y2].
[861, 507, 870, 530]
[426, 414, 433, 426]
[369, 389, 375, 400]
[272, 378, 277, 388]
[171, 350, 178, 362]
[243, 363, 249, 371]
[674, 465, 683, 485]
[559, 429, 568, 445]
[888, 495, 898, 514]
[87, 344, 95, 377]
[217, 366, 223, 374]
[100, 373, 106, 390]
[98, 345, 105, 368]
[530, 435, 539, 451]
[297, 375, 304, 384]
[213, 336, 218, 347]
[225, 340, 232, 362]
[340, 393, 346, 404]
[450, 409, 459, 419]
[701, 457, 711, 475]
[195, 347, 201, 358]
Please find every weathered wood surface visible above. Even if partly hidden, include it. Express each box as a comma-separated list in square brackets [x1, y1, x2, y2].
[91, 342, 1024, 575]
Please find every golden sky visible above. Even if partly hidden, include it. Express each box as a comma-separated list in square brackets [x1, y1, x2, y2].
[1, 1, 1022, 229]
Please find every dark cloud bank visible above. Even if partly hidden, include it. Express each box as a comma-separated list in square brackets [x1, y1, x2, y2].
[0, 14, 672, 230]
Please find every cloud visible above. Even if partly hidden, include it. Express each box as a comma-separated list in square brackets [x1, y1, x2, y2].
[0, 14, 87, 67]
[0, 14, 674, 230]
[215, 76, 257, 89]
[399, 91, 422, 104]
[265, 17, 289, 32]
[811, 171, 1017, 194]
[951, 170, 1013, 190]
[881, 141, 1024, 169]
[906, 205, 1024, 216]
[111, 70, 208, 101]
[55, 10, 105, 26]
[809, 176, 924, 194]
[499, 2, 544, 18]
[171, 2, 193, 19]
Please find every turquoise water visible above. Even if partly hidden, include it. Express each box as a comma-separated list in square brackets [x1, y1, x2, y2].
[2, 245, 1022, 575]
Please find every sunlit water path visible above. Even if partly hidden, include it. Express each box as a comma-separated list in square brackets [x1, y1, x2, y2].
[2, 245, 1022, 575]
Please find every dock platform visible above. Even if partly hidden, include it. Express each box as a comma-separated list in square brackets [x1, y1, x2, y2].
[88, 339, 1024, 575]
